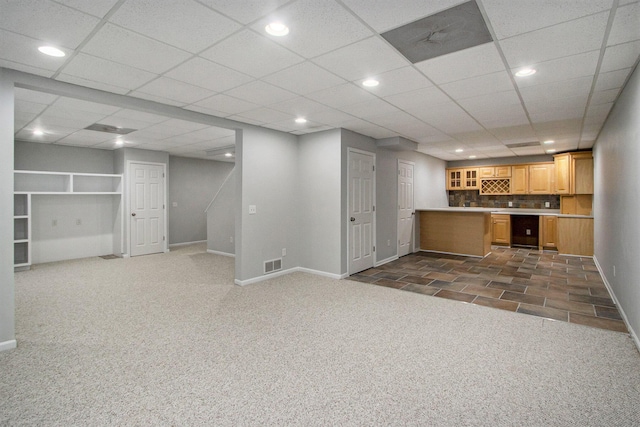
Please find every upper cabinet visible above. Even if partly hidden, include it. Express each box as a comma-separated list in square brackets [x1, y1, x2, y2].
[446, 168, 479, 190]
[506, 163, 554, 195]
[554, 152, 593, 195]
[479, 166, 511, 178]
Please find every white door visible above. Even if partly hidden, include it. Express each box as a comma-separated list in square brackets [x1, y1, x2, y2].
[348, 150, 375, 274]
[398, 160, 414, 257]
[130, 162, 165, 257]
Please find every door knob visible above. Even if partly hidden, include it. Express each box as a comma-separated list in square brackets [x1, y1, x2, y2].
[350, 217, 355, 222]
[131, 213, 136, 217]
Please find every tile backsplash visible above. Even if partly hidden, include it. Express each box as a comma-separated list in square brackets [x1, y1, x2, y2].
[448, 191, 560, 209]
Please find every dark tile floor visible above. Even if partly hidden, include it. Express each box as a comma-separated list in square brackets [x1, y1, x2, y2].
[348, 247, 628, 333]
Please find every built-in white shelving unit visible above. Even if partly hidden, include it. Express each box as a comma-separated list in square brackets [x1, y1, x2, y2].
[13, 170, 123, 270]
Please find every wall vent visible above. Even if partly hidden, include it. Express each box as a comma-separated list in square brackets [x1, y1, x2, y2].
[264, 258, 282, 274]
[505, 141, 541, 148]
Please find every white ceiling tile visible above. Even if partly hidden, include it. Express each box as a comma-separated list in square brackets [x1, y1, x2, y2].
[607, 2, 640, 46]
[365, 111, 425, 133]
[600, 41, 640, 73]
[355, 66, 433, 98]
[98, 116, 158, 132]
[586, 102, 614, 120]
[458, 90, 521, 112]
[61, 53, 157, 91]
[54, 0, 120, 18]
[190, 94, 260, 116]
[415, 43, 506, 84]
[0, 0, 100, 48]
[533, 119, 582, 134]
[499, 13, 609, 68]
[511, 146, 546, 156]
[489, 124, 537, 142]
[304, 109, 357, 126]
[594, 68, 632, 91]
[337, 99, 400, 119]
[224, 81, 297, 105]
[482, 0, 611, 40]
[590, 89, 620, 106]
[52, 97, 121, 115]
[134, 123, 194, 139]
[470, 103, 528, 125]
[527, 95, 589, 115]
[200, 30, 304, 78]
[15, 100, 48, 116]
[198, 0, 290, 24]
[183, 126, 234, 141]
[306, 83, 378, 108]
[110, 0, 241, 53]
[513, 51, 600, 88]
[15, 88, 58, 105]
[384, 86, 451, 110]
[520, 76, 593, 104]
[0, 29, 70, 72]
[39, 106, 109, 128]
[127, 92, 188, 107]
[235, 107, 292, 124]
[160, 119, 209, 132]
[440, 71, 514, 100]
[528, 104, 587, 123]
[17, 124, 76, 141]
[479, 113, 530, 130]
[164, 57, 253, 93]
[81, 23, 192, 73]
[135, 77, 216, 104]
[111, 109, 171, 124]
[262, 62, 346, 95]
[0, 59, 56, 78]
[313, 37, 409, 81]
[183, 104, 229, 117]
[56, 74, 130, 95]
[225, 115, 264, 126]
[269, 97, 329, 117]
[411, 103, 482, 134]
[254, 0, 373, 58]
[341, 0, 462, 32]
[56, 130, 116, 145]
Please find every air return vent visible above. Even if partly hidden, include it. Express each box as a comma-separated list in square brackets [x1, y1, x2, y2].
[84, 123, 136, 134]
[264, 258, 282, 274]
[381, 0, 493, 63]
[505, 141, 541, 148]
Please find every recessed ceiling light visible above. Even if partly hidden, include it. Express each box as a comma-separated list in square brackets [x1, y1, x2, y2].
[265, 22, 289, 36]
[33, 130, 44, 136]
[543, 140, 555, 144]
[115, 138, 124, 146]
[469, 155, 477, 159]
[38, 46, 65, 57]
[515, 68, 536, 77]
[362, 79, 379, 87]
[225, 153, 233, 158]
[295, 117, 307, 124]
[455, 148, 464, 153]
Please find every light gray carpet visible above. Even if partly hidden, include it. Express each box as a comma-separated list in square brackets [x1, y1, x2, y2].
[2, 243, 639, 426]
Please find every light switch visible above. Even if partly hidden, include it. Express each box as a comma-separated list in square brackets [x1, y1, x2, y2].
[249, 205, 257, 214]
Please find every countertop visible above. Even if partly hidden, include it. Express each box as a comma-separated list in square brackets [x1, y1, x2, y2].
[416, 207, 592, 218]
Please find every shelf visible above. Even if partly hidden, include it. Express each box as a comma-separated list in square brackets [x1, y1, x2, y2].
[14, 241, 29, 266]
[14, 215, 28, 219]
[13, 239, 29, 244]
[14, 217, 28, 240]
[14, 170, 122, 194]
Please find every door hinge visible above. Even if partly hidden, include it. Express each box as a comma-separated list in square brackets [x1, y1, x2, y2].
[163, 173, 165, 178]
[372, 165, 375, 171]
[163, 236, 165, 241]
[163, 204, 165, 209]
[373, 205, 376, 212]
[373, 246, 376, 252]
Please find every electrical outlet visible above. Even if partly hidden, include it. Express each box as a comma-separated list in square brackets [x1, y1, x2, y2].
[545, 201, 550, 208]
[76, 219, 82, 225]
[230, 236, 233, 243]
[249, 205, 256, 215]
[526, 229, 531, 235]
[52, 219, 57, 227]
[282, 248, 286, 257]
[387, 239, 391, 246]
[508, 201, 513, 207]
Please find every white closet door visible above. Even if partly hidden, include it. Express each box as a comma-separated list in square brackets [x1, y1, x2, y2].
[130, 162, 164, 257]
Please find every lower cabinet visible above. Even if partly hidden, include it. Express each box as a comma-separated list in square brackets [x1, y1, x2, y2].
[491, 214, 511, 245]
[539, 215, 558, 249]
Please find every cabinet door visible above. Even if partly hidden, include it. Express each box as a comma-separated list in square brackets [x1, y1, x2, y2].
[492, 214, 511, 245]
[446, 169, 463, 190]
[574, 156, 593, 194]
[529, 164, 553, 194]
[554, 154, 571, 194]
[495, 166, 511, 177]
[463, 168, 479, 189]
[540, 216, 558, 248]
[479, 167, 495, 178]
[511, 165, 528, 194]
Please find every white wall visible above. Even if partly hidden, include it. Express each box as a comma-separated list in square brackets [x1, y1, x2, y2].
[207, 167, 235, 255]
[0, 71, 16, 350]
[298, 129, 342, 275]
[236, 127, 299, 283]
[168, 156, 234, 245]
[593, 64, 640, 342]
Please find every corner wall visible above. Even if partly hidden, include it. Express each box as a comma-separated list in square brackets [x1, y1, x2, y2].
[593, 63, 640, 343]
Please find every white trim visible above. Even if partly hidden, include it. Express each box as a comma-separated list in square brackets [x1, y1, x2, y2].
[207, 249, 235, 258]
[296, 267, 347, 280]
[347, 148, 376, 275]
[0, 340, 17, 352]
[375, 255, 398, 267]
[169, 240, 206, 248]
[593, 255, 640, 350]
[419, 249, 486, 259]
[397, 159, 416, 258]
[234, 267, 348, 286]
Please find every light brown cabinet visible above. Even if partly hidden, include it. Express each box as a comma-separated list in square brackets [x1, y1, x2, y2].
[479, 166, 511, 178]
[554, 152, 593, 195]
[539, 215, 558, 249]
[447, 168, 479, 190]
[491, 214, 511, 245]
[511, 163, 553, 194]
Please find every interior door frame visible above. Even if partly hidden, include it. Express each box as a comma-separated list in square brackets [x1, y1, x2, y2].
[126, 160, 168, 257]
[397, 159, 415, 257]
[347, 147, 376, 275]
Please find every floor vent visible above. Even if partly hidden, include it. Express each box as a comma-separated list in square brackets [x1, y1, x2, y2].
[264, 258, 282, 274]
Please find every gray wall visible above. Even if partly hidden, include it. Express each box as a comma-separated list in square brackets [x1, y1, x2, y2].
[207, 167, 235, 255]
[448, 154, 554, 168]
[168, 156, 234, 245]
[0, 71, 15, 349]
[236, 127, 299, 282]
[15, 140, 115, 173]
[593, 64, 640, 342]
[298, 129, 342, 275]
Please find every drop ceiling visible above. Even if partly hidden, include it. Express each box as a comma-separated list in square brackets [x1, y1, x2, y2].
[2, 0, 639, 161]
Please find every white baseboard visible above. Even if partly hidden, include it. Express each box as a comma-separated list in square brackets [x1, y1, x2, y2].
[169, 240, 207, 248]
[207, 249, 235, 258]
[593, 255, 640, 351]
[419, 249, 485, 258]
[235, 266, 348, 286]
[375, 255, 398, 267]
[0, 339, 17, 352]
